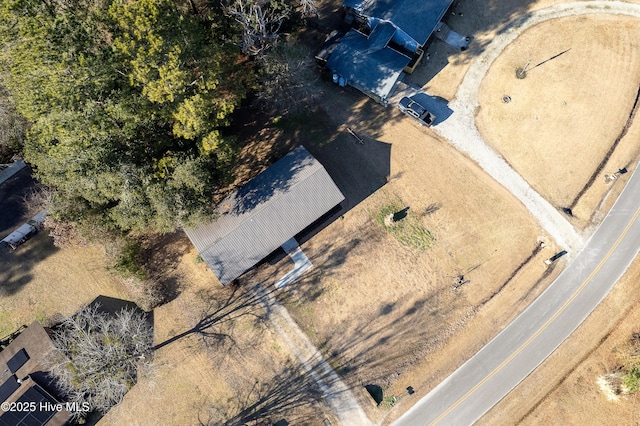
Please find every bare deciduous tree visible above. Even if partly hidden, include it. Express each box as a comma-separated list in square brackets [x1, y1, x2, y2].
[43, 217, 88, 249]
[225, 0, 291, 56]
[22, 184, 53, 213]
[47, 305, 153, 419]
[297, 0, 317, 18]
[255, 41, 323, 113]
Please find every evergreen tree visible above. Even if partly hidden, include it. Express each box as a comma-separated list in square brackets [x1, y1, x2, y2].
[0, 0, 253, 232]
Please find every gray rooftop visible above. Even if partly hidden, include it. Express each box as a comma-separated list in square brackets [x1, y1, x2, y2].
[326, 26, 411, 104]
[184, 146, 345, 285]
[344, 0, 454, 45]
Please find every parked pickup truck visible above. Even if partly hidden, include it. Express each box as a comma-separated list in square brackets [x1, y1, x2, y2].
[398, 96, 436, 127]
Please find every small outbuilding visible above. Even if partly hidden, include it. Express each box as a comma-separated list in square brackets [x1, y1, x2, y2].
[185, 146, 345, 285]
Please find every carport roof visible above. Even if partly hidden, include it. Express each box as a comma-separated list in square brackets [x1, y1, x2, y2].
[184, 146, 345, 285]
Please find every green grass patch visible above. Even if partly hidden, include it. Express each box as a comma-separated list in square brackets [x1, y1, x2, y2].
[381, 394, 397, 409]
[35, 310, 48, 325]
[624, 365, 640, 393]
[375, 202, 435, 251]
[0, 311, 16, 338]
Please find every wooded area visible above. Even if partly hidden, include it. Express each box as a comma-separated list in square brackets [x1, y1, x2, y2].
[0, 0, 314, 233]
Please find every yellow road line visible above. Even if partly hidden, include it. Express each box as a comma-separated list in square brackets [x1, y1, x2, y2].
[430, 205, 640, 425]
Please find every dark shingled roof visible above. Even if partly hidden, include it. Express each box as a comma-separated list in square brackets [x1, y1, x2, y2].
[0, 322, 70, 426]
[344, 0, 454, 46]
[326, 26, 411, 104]
[184, 146, 345, 285]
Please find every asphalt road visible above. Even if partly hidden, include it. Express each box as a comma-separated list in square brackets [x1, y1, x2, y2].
[392, 164, 640, 426]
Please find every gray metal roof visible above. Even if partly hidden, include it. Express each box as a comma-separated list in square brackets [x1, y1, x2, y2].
[184, 146, 345, 285]
[326, 27, 411, 104]
[345, 0, 454, 46]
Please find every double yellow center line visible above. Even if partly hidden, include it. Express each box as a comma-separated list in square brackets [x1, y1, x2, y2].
[431, 204, 640, 425]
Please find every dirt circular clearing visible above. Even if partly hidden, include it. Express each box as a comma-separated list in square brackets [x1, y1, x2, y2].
[476, 14, 640, 208]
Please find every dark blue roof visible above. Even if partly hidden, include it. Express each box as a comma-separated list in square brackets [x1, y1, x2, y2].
[345, 0, 454, 45]
[326, 28, 410, 103]
[185, 146, 345, 285]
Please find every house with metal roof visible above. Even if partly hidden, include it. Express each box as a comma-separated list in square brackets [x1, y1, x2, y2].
[184, 146, 345, 286]
[326, 0, 459, 105]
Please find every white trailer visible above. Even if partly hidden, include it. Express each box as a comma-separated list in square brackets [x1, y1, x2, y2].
[1, 211, 47, 250]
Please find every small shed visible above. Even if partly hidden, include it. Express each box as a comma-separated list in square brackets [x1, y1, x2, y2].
[185, 146, 345, 285]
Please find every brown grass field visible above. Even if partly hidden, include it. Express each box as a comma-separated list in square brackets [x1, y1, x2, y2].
[102, 248, 336, 425]
[0, 235, 131, 337]
[261, 89, 565, 423]
[4, 1, 640, 425]
[476, 15, 640, 228]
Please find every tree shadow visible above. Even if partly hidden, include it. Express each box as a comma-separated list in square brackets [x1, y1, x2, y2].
[151, 282, 273, 352]
[226, 147, 316, 215]
[244, 105, 393, 217]
[404, 0, 536, 88]
[0, 167, 57, 296]
[239, 223, 373, 305]
[148, 280, 337, 423]
[252, 231, 477, 399]
[319, 289, 474, 393]
[139, 232, 193, 305]
[198, 358, 329, 425]
[0, 166, 37, 237]
[0, 233, 58, 296]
